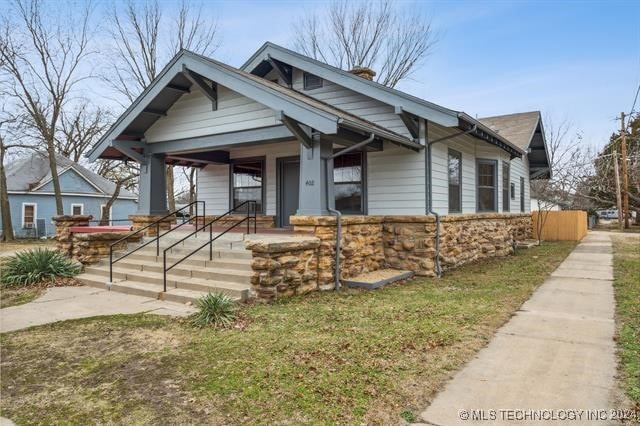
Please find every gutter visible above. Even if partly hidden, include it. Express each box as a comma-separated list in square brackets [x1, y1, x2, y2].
[324, 133, 376, 290]
[426, 124, 477, 278]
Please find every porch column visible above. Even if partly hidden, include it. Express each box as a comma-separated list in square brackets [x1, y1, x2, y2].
[137, 153, 168, 215]
[297, 135, 334, 215]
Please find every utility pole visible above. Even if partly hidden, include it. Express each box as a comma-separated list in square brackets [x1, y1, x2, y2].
[620, 112, 630, 229]
[613, 151, 623, 230]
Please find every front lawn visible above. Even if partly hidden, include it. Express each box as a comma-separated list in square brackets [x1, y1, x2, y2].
[0, 242, 575, 424]
[613, 236, 640, 409]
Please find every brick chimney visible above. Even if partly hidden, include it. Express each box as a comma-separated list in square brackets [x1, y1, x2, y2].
[348, 66, 376, 81]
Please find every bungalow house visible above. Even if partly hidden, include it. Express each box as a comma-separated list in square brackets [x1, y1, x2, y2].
[78, 41, 551, 302]
[1, 152, 137, 238]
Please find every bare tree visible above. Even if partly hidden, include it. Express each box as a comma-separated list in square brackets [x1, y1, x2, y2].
[106, 0, 219, 213]
[292, 0, 436, 88]
[95, 160, 139, 225]
[57, 104, 110, 163]
[0, 0, 93, 215]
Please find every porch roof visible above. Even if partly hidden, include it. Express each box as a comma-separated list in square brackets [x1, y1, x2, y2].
[86, 50, 421, 164]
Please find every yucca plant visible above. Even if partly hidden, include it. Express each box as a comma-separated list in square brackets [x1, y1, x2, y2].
[191, 291, 237, 328]
[0, 248, 81, 287]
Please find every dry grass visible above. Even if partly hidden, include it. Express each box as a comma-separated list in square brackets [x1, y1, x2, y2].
[0, 239, 55, 254]
[0, 242, 576, 424]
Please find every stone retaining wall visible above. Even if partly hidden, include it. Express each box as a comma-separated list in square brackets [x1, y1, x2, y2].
[52, 215, 92, 256]
[129, 214, 174, 237]
[290, 213, 532, 281]
[53, 215, 142, 265]
[245, 237, 320, 300]
[290, 216, 385, 289]
[71, 232, 142, 264]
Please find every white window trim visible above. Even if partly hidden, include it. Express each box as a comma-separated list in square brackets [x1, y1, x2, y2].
[21, 202, 37, 228]
[71, 203, 84, 215]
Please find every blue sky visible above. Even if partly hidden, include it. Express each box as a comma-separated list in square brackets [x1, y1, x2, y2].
[207, 0, 640, 148]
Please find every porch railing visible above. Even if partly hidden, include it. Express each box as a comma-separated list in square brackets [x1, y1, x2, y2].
[162, 200, 257, 292]
[108, 200, 205, 283]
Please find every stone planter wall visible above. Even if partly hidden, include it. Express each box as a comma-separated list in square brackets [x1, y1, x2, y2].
[52, 215, 92, 256]
[245, 236, 320, 300]
[129, 214, 174, 237]
[71, 232, 142, 265]
[290, 216, 385, 289]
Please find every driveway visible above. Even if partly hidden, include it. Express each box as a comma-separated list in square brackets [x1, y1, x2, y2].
[419, 231, 617, 425]
[0, 286, 196, 333]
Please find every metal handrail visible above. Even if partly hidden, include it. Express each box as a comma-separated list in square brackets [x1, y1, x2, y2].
[162, 201, 257, 292]
[108, 200, 205, 282]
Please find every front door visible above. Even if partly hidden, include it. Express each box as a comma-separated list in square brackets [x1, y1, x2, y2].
[277, 157, 300, 227]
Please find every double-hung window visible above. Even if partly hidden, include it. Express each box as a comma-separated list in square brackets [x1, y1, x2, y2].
[502, 162, 510, 212]
[477, 159, 497, 212]
[231, 158, 264, 213]
[448, 149, 462, 213]
[22, 203, 36, 229]
[334, 152, 364, 214]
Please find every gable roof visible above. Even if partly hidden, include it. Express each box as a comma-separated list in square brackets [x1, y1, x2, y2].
[6, 152, 137, 198]
[479, 111, 551, 178]
[87, 50, 420, 162]
[478, 111, 541, 151]
[242, 42, 525, 158]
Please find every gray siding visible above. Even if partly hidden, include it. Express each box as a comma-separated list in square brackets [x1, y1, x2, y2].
[145, 84, 278, 143]
[367, 142, 426, 215]
[292, 69, 412, 139]
[197, 140, 300, 215]
[428, 122, 531, 215]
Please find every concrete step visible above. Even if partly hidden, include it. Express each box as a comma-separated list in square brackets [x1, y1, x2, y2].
[85, 263, 251, 286]
[124, 244, 252, 259]
[104, 254, 251, 272]
[78, 273, 249, 303]
[141, 235, 247, 251]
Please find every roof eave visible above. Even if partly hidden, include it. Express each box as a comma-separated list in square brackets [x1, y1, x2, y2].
[457, 113, 525, 158]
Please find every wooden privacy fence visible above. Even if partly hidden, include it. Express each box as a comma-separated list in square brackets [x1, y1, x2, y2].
[532, 210, 588, 241]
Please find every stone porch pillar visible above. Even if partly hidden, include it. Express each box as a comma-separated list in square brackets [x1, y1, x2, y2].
[52, 214, 92, 257]
[296, 136, 334, 215]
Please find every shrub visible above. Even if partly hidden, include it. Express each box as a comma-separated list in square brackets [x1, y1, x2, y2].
[192, 291, 237, 328]
[0, 248, 81, 287]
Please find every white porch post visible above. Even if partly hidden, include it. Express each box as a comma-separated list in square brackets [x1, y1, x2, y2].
[297, 135, 334, 215]
[137, 153, 169, 215]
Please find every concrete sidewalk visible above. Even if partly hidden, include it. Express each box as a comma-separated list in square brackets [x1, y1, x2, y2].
[419, 232, 617, 426]
[0, 286, 196, 333]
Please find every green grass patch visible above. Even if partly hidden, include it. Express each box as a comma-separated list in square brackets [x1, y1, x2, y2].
[613, 237, 640, 407]
[0, 241, 575, 424]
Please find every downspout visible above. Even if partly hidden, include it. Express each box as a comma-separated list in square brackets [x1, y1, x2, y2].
[325, 133, 376, 290]
[426, 124, 477, 278]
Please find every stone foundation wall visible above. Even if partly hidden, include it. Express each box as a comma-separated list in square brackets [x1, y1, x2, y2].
[290, 216, 385, 289]
[71, 232, 142, 264]
[382, 216, 437, 277]
[292, 213, 532, 282]
[245, 237, 320, 300]
[129, 214, 174, 237]
[52, 215, 92, 256]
